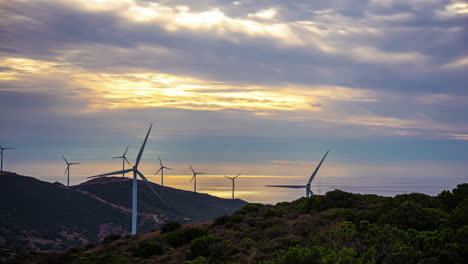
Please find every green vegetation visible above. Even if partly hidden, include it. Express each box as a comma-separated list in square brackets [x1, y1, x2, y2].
[4, 183, 467, 264]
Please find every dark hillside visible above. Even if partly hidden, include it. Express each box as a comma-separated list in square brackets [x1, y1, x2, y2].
[0, 172, 247, 251]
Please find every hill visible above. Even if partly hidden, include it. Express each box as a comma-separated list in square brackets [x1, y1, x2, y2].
[4, 182, 467, 264]
[0, 172, 247, 251]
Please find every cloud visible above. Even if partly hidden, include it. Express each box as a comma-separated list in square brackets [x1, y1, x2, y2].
[0, 0, 467, 171]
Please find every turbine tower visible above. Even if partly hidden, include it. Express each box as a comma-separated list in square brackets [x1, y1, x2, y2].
[113, 146, 131, 177]
[0, 145, 15, 172]
[154, 157, 172, 186]
[61, 154, 80, 187]
[189, 165, 205, 193]
[89, 124, 166, 235]
[224, 173, 241, 199]
[266, 150, 329, 198]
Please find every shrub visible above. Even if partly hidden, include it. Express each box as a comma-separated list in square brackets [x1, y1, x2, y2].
[323, 208, 358, 223]
[448, 198, 468, 230]
[131, 240, 164, 258]
[263, 208, 287, 218]
[161, 221, 182, 234]
[163, 227, 207, 247]
[102, 234, 121, 244]
[189, 234, 222, 258]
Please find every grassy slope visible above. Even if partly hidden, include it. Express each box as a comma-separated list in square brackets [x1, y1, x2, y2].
[21, 183, 467, 264]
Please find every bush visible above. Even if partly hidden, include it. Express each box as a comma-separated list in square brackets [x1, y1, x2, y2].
[448, 198, 468, 229]
[381, 201, 447, 230]
[323, 208, 358, 223]
[189, 234, 222, 258]
[131, 240, 164, 258]
[163, 227, 207, 247]
[263, 208, 287, 218]
[102, 234, 121, 244]
[161, 221, 182, 234]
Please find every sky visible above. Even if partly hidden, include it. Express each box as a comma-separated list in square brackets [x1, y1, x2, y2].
[1, 0, 467, 201]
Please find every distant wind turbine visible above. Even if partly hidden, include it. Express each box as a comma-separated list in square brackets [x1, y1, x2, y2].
[113, 146, 131, 177]
[154, 157, 172, 186]
[61, 154, 80, 187]
[224, 173, 241, 199]
[266, 150, 329, 198]
[89, 124, 166, 235]
[0, 145, 15, 172]
[189, 165, 205, 193]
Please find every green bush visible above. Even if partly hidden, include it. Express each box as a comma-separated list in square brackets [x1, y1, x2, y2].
[323, 208, 358, 223]
[161, 221, 182, 234]
[189, 234, 222, 258]
[263, 208, 287, 218]
[163, 227, 207, 247]
[381, 201, 447, 230]
[131, 240, 164, 258]
[448, 198, 468, 229]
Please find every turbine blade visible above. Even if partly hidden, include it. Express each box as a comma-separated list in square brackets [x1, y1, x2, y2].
[4, 147, 14, 150]
[197, 172, 205, 175]
[70, 162, 80, 165]
[135, 124, 152, 167]
[123, 146, 129, 156]
[224, 175, 232, 180]
[64, 166, 69, 176]
[61, 154, 69, 165]
[159, 156, 163, 166]
[136, 170, 166, 205]
[124, 157, 132, 166]
[88, 168, 133, 178]
[190, 174, 195, 182]
[265, 185, 306, 189]
[234, 173, 242, 179]
[154, 168, 162, 175]
[112, 156, 124, 159]
[307, 150, 329, 185]
[189, 165, 195, 174]
[164, 167, 173, 170]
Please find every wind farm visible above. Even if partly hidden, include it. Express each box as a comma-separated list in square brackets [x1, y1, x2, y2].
[1, 0, 467, 262]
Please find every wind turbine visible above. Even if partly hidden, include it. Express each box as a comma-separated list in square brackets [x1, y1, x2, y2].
[266, 150, 329, 198]
[154, 157, 172, 186]
[0, 145, 15, 172]
[61, 154, 80, 187]
[113, 146, 131, 177]
[89, 124, 166, 235]
[189, 165, 205, 193]
[224, 173, 241, 199]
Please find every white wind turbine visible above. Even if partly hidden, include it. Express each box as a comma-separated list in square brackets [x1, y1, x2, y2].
[113, 146, 131, 177]
[61, 154, 80, 187]
[189, 165, 205, 193]
[0, 145, 15, 172]
[154, 157, 172, 186]
[89, 124, 166, 235]
[266, 150, 329, 198]
[224, 173, 241, 199]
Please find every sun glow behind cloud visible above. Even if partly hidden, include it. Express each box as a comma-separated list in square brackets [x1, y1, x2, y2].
[2, 56, 468, 140]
